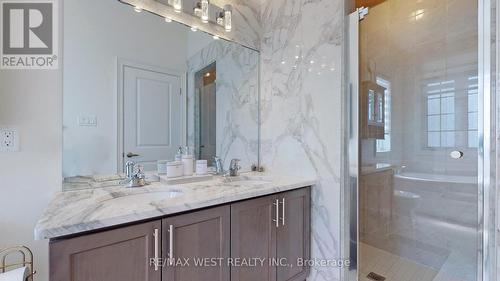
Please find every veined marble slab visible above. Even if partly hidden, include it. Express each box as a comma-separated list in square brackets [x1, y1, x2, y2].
[35, 172, 315, 240]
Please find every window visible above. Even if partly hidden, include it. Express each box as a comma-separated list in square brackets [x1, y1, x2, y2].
[425, 80, 456, 148]
[467, 76, 478, 148]
[424, 73, 478, 149]
[376, 77, 391, 153]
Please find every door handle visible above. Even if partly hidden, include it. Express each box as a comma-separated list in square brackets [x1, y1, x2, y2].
[127, 152, 140, 158]
[153, 228, 159, 271]
[168, 225, 174, 266]
[272, 199, 279, 228]
[280, 198, 285, 226]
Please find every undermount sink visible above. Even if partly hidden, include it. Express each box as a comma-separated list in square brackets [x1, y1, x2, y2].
[112, 190, 184, 203]
[223, 175, 272, 186]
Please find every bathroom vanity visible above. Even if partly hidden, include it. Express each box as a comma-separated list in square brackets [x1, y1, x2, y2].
[40, 1, 316, 280]
[37, 176, 313, 281]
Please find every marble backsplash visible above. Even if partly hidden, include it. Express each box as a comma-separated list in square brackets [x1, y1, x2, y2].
[186, 40, 260, 171]
[259, 0, 344, 280]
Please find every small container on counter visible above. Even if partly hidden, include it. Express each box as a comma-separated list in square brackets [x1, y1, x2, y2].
[182, 155, 194, 176]
[175, 147, 183, 161]
[166, 161, 183, 178]
[157, 160, 168, 175]
[196, 160, 208, 175]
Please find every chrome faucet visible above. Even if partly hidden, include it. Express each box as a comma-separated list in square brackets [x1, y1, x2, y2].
[229, 159, 241, 177]
[213, 156, 225, 175]
[122, 161, 147, 188]
[213, 157, 241, 177]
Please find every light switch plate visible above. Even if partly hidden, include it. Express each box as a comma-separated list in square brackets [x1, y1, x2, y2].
[78, 115, 97, 127]
[0, 127, 19, 152]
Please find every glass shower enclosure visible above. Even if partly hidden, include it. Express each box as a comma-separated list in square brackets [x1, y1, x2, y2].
[344, 0, 497, 280]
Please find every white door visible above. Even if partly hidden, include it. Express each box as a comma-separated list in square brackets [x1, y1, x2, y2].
[123, 65, 183, 171]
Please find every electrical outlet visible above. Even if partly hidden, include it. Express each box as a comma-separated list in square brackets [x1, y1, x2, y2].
[0, 128, 19, 152]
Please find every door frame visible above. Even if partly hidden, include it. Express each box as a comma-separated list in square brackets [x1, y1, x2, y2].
[341, 1, 498, 280]
[117, 59, 187, 173]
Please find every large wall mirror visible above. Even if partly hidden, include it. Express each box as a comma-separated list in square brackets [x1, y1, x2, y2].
[62, 0, 260, 182]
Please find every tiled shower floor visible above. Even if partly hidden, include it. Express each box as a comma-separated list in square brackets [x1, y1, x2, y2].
[359, 243, 471, 281]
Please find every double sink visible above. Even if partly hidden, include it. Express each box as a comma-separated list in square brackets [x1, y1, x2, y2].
[112, 174, 273, 203]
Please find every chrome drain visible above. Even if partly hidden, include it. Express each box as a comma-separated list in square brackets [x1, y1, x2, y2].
[367, 272, 386, 281]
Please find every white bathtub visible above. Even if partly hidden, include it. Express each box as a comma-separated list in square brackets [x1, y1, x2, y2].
[394, 172, 477, 185]
[393, 171, 477, 226]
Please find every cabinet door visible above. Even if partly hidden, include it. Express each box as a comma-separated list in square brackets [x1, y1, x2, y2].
[50, 221, 161, 281]
[276, 187, 311, 281]
[231, 195, 278, 281]
[162, 205, 230, 281]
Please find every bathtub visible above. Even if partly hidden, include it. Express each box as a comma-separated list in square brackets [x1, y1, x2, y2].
[393, 171, 478, 226]
[394, 172, 477, 185]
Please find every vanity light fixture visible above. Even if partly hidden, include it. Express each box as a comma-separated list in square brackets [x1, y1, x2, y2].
[172, 0, 182, 13]
[223, 5, 232, 32]
[201, 0, 209, 23]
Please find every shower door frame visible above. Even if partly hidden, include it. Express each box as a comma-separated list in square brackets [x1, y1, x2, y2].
[341, 0, 498, 280]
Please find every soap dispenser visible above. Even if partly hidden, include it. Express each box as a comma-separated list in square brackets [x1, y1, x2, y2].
[175, 146, 183, 161]
[181, 146, 194, 176]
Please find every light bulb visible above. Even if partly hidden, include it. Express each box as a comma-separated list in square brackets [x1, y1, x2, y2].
[172, 0, 182, 12]
[134, 6, 142, 12]
[165, 17, 172, 23]
[201, 0, 209, 23]
[213, 35, 220, 40]
[191, 26, 198, 32]
[224, 5, 232, 32]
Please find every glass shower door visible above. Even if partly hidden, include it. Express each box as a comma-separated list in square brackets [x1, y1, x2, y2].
[355, 0, 480, 280]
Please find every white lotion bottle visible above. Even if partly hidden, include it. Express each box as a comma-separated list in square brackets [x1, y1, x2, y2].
[181, 146, 194, 176]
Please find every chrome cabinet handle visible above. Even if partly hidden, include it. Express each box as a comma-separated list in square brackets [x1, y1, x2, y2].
[153, 228, 159, 271]
[272, 199, 279, 228]
[168, 225, 174, 265]
[280, 198, 285, 226]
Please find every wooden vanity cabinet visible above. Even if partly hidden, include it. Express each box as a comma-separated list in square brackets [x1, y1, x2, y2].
[231, 187, 311, 281]
[276, 188, 311, 281]
[162, 205, 230, 281]
[49, 187, 311, 281]
[230, 194, 278, 281]
[50, 220, 161, 281]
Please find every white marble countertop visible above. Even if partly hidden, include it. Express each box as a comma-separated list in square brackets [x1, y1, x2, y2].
[35, 172, 316, 240]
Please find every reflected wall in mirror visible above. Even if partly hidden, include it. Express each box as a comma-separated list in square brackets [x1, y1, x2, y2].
[63, 0, 259, 180]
